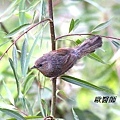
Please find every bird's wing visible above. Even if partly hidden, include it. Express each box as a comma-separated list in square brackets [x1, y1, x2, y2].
[54, 49, 77, 74]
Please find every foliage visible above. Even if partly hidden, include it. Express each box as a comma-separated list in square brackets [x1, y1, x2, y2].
[0, 0, 120, 120]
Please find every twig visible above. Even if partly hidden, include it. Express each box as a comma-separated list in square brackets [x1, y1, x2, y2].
[48, 0, 56, 117]
[55, 33, 120, 41]
[0, 18, 52, 60]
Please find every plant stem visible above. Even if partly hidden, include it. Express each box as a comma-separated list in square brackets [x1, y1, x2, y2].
[48, 0, 56, 117]
[48, 0, 56, 50]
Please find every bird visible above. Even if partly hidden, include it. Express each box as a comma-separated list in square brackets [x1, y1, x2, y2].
[31, 35, 102, 78]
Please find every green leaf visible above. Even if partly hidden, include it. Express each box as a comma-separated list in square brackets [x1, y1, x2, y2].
[92, 19, 112, 32]
[19, 0, 26, 25]
[0, 39, 12, 47]
[2, 81, 15, 105]
[23, 75, 35, 95]
[84, 0, 104, 11]
[21, 39, 27, 77]
[69, 19, 75, 33]
[75, 39, 82, 45]
[0, 0, 20, 22]
[72, 108, 86, 120]
[24, 33, 41, 75]
[88, 53, 106, 64]
[0, 108, 25, 120]
[17, 97, 33, 115]
[61, 75, 113, 94]
[93, 62, 115, 80]
[38, 88, 45, 117]
[72, 108, 79, 120]
[6, 24, 30, 38]
[9, 58, 20, 96]
[112, 40, 120, 48]
[39, 0, 46, 20]
[26, 0, 40, 11]
[74, 19, 81, 27]
[69, 18, 81, 33]
[12, 45, 18, 72]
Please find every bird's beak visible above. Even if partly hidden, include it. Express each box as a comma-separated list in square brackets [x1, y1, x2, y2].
[31, 66, 37, 69]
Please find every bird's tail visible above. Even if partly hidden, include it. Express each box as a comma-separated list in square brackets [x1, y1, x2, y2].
[75, 35, 102, 59]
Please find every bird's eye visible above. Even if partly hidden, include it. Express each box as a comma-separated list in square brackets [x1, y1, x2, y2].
[39, 64, 43, 67]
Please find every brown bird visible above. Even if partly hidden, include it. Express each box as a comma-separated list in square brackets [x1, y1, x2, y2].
[31, 35, 102, 78]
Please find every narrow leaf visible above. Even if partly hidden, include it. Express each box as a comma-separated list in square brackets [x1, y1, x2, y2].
[23, 75, 35, 95]
[21, 39, 27, 77]
[112, 40, 120, 48]
[88, 53, 105, 64]
[0, 39, 12, 47]
[2, 81, 15, 105]
[9, 58, 20, 96]
[19, 0, 26, 24]
[84, 0, 104, 11]
[12, 45, 18, 72]
[24, 34, 40, 75]
[0, 0, 19, 22]
[72, 108, 79, 120]
[6, 24, 30, 38]
[69, 19, 75, 33]
[26, 1, 40, 11]
[38, 88, 45, 117]
[92, 19, 112, 32]
[39, 0, 46, 20]
[8, 116, 43, 120]
[74, 19, 81, 27]
[0, 108, 25, 120]
[61, 75, 113, 94]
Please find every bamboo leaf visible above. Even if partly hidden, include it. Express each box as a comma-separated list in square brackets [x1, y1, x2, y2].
[61, 75, 113, 94]
[0, 108, 25, 120]
[92, 19, 112, 32]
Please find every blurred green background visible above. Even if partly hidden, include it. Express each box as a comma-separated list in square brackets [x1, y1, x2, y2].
[0, 0, 120, 120]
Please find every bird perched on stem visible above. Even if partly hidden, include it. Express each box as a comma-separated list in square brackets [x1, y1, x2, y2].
[31, 35, 102, 78]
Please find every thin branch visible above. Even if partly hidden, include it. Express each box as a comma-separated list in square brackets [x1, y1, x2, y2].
[0, 18, 52, 60]
[48, 0, 56, 117]
[55, 33, 120, 41]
